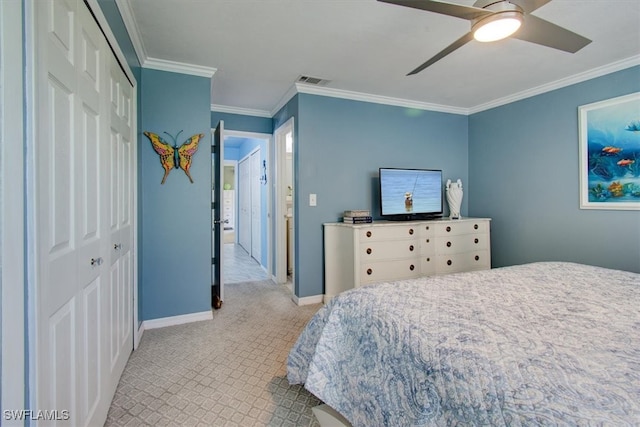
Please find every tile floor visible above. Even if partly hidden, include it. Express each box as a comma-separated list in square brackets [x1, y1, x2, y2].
[224, 243, 270, 284]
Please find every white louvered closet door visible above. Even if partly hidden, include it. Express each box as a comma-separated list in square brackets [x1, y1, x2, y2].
[34, 1, 134, 425]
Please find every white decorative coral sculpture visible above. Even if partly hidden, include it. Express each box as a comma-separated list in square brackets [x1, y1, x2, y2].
[446, 179, 463, 219]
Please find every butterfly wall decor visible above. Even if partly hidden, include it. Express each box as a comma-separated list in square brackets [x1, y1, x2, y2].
[144, 130, 204, 184]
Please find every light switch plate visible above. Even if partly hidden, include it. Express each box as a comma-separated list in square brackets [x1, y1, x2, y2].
[309, 193, 317, 206]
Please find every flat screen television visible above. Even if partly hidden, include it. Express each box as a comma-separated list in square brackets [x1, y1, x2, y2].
[379, 168, 443, 220]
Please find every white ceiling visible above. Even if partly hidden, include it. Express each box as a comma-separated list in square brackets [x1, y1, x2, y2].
[120, 0, 640, 115]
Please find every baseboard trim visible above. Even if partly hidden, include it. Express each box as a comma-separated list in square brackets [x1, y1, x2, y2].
[135, 323, 144, 349]
[292, 294, 324, 306]
[142, 310, 213, 330]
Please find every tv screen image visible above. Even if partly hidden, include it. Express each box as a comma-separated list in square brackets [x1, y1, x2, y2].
[379, 168, 443, 217]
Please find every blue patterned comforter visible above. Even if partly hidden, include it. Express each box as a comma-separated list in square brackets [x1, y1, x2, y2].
[287, 262, 640, 426]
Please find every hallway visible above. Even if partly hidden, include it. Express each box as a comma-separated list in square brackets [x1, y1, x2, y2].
[224, 243, 269, 284]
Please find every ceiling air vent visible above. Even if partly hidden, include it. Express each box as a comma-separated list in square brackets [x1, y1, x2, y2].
[296, 75, 330, 86]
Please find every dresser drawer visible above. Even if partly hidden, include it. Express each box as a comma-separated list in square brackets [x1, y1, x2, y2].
[359, 259, 421, 285]
[418, 223, 435, 237]
[435, 220, 488, 237]
[420, 235, 435, 255]
[421, 256, 436, 276]
[359, 240, 419, 261]
[359, 225, 419, 242]
[435, 250, 490, 274]
[435, 233, 488, 254]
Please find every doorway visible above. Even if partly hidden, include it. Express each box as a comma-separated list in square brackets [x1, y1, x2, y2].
[274, 118, 295, 292]
[220, 131, 271, 284]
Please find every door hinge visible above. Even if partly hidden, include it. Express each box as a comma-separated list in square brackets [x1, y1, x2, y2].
[211, 257, 216, 265]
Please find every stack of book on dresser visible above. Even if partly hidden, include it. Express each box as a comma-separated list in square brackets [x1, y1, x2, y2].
[343, 210, 373, 224]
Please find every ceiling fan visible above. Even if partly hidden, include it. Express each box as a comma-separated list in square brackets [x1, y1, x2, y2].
[378, 0, 591, 75]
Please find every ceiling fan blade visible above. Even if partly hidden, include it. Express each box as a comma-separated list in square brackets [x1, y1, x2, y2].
[408, 31, 474, 75]
[475, 0, 552, 14]
[378, 0, 490, 21]
[513, 14, 591, 53]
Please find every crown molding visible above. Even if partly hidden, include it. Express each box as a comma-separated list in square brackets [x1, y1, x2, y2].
[294, 83, 469, 115]
[211, 104, 271, 118]
[144, 57, 217, 78]
[87, 0, 136, 85]
[270, 84, 300, 117]
[115, 0, 216, 78]
[115, 0, 146, 65]
[469, 55, 640, 114]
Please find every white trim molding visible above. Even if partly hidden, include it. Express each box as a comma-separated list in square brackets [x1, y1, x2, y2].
[1, 0, 26, 415]
[115, 0, 146, 64]
[295, 82, 469, 115]
[142, 310, 214, 330]
[218, 55, 640, 118]
[469, 55, 640, 114]
[271, 84, 300, 117]
[144, 57, 217, 78]
[212, 104, 272, 118]
[87, 0, 136, 85]
[292, 294, 324, 306]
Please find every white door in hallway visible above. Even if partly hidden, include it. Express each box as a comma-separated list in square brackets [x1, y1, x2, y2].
[250, 151, 261, 262]
[238, 156, 251, 253]
[33, 1, 134, 425]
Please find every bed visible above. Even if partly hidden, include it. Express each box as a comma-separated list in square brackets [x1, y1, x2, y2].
[287, 262, 640, 426]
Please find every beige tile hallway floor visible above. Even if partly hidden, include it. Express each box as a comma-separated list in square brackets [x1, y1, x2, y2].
[105, 280, 322, 426]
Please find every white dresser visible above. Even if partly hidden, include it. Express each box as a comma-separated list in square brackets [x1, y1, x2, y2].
[323, 218, 491, 302]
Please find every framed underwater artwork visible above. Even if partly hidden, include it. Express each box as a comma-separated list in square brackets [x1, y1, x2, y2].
[578, 92, 640, 210]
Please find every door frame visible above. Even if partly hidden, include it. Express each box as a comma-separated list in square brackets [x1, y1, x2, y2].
[23, 0, 139, 414]
[1, 0, 26, 413]
[222, 130, 272, 279]
[274, 118, 295, 286]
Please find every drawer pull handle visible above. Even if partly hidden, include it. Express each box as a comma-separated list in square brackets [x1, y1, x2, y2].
[475, 255, 480, 261]
[426, 257, 430, 262]
[90, 257, 103, 266]
[447, 259, 452, 266]
[425, 226, 429, 230]
[409, 245, 414, 251]
[474, 224, 479, 230]
[408, 228, 414, 235]
[366, 248, 372, 255]
[474, 238, 479, 244]
[446, 226, 451, 232]
[367, 268, 373, 275]
[409, 264, 415, 271]
[446, 241, 452, 247]
[366, 231, 372, 238]
[114, 243, 122, 250]
[426, 239, 430, 243]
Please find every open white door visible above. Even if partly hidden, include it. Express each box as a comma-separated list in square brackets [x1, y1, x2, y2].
[212, 121, 225, 306]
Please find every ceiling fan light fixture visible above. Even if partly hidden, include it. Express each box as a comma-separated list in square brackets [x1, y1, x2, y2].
[472, 11, 523, 42]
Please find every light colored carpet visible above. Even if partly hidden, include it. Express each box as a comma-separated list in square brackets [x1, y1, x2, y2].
[105, 280, 322, 426]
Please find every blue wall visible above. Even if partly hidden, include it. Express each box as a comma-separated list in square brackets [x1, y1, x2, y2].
[469, 66, 640, 273]
[140, 69, 212, 319]
[294, 94, 469, 297]
[211, 111, 272, 134]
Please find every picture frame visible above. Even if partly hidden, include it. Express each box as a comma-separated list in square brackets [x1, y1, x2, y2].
[578, 92, 640, 210]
